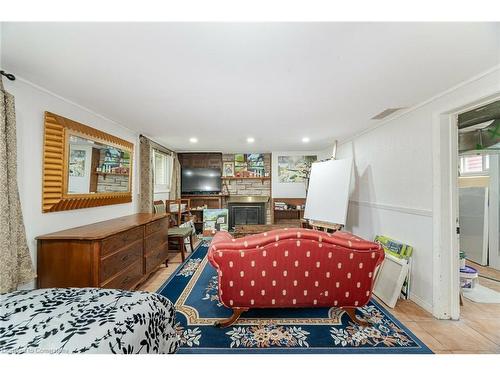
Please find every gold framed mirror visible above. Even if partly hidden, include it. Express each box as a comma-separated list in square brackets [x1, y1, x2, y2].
[42, 112, 134, 212]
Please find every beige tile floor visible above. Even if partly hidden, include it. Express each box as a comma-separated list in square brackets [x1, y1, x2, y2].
[138, 246, 500, 354]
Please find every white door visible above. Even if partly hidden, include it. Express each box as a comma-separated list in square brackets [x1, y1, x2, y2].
[488, 155, 500, 270]
[459, 187, 489, 265]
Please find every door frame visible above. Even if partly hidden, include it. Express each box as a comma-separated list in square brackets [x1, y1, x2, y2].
[489, 155, 500, 270]
[432, 93, 500, 320]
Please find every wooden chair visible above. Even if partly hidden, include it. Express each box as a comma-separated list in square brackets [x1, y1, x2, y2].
[153, 200, 167, 214]
[167, 199, 191, 224]
[168, 226, 194, 262]
[161, 199, 195, 261]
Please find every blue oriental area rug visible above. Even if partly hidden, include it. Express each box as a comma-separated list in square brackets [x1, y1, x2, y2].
[158, 242, 432, 354]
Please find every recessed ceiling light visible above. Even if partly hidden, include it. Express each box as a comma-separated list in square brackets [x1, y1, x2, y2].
[247, 137, 255, 143]
[302, 137, 310, 143]
[189, 137, 198, 143]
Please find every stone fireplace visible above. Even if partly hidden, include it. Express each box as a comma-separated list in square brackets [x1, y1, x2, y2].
[222, 153, 272, 224]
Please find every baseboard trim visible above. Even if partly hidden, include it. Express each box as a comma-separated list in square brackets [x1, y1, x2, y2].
[409, 292, 434, 315]
[350, 200, 433, 217]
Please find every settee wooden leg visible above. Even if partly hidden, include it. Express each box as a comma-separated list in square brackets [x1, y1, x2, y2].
[214, 308, 249, 328]
[343, 307, 371, 327]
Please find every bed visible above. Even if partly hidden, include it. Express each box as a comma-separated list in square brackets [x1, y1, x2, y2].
[0, 288, 179, 354]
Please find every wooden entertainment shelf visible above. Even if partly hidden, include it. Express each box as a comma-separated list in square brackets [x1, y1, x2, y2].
[181, 194, 227, 233]
[272, 198, 306, 225]
[181, 194, 226, 209]
[221, 177, 270, 181]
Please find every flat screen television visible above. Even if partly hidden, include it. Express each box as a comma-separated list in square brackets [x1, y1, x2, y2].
[181, 168, 222, 194]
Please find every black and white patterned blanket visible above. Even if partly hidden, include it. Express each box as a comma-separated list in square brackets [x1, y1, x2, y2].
[0, 288, 179, 354]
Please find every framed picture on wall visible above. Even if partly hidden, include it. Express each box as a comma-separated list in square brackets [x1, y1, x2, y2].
[234, 153, 247, 176]
[223, 162, 235, 177]
[247, 153, 265, 177]
[277, 155, 317, 183]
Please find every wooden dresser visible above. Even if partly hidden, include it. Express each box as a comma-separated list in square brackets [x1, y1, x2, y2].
[36, 213, 169, 290]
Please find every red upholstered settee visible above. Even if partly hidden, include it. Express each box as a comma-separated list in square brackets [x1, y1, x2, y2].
[208, 228, 384, 327]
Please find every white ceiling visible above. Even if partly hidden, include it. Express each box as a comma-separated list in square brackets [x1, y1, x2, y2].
[2, 22, 500, 152]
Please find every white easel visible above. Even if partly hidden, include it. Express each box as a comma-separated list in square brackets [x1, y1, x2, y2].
[303, 141, 352, 232]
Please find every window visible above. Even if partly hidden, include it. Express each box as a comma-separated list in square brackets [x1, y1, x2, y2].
[459, 154, 490, 176]
[153, 150, 172, 193]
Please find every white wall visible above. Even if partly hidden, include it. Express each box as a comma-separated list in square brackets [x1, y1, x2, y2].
[316, 146, 335, 161]
[272, 150, 324, 198]
[0, 23, 3, 67]
[4, 78, 139, 288]
[336, 67, 500, 313]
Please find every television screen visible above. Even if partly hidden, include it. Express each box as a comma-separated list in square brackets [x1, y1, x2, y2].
[181, 168, 222, 194]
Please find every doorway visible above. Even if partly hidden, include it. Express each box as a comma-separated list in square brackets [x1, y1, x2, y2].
[456, 100, 500, 309]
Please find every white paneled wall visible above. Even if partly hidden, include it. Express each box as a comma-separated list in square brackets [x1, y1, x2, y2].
[337, 67, 500, 313]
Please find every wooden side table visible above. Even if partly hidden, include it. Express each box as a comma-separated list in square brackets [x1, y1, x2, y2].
[233, 224, 300, 237]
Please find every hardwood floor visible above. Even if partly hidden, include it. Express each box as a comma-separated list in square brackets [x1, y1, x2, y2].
[138, 245, 500, 354]
[388, 299, 500, 353]
[139, 250, 187, 293]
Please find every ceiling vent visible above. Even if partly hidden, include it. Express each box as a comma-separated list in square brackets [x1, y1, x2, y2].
[371, 107, 405, 120]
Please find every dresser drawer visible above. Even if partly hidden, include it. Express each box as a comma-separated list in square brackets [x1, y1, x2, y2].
[144, 229, 168, 255]
[100, 240, 143, 283]
[101, 227, 143, 257]
[145, 243, 169, 274]
[101, 259, 143, 290]
[145, 217, 169, 236]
